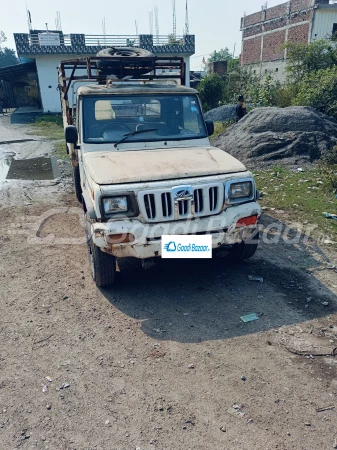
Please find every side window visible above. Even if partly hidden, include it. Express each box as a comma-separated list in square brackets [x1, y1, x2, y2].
[95, 100, 116, 120]
[183, 96, 202, 133]
[145, 100, 161, 117]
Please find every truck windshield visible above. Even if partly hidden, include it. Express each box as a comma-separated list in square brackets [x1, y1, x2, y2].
[82, 95, 207, 144]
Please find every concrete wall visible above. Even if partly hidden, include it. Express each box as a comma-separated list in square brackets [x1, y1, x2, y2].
[311, 8, 337, 40]
[34, 54, 80, 113]
[249, 60, 288, 81]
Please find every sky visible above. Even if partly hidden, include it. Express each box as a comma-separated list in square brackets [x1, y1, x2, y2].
[2, 0, 282, 70]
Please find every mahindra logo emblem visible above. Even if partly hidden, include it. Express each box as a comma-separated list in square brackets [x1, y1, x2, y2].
[176, 190, 190, 199]
[172, 186, 193, 201]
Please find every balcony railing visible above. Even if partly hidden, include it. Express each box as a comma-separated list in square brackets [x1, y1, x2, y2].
[14, 33, 195, 55]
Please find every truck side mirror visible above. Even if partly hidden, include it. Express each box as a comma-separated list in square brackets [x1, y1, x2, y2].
[65, 125, 78, 144]
[205, 120, 214, 137]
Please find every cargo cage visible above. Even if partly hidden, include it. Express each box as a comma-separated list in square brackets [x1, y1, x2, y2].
[58, 56, 186, 125]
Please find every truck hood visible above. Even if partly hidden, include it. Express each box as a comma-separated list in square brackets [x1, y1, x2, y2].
[83, 147, 246, 185]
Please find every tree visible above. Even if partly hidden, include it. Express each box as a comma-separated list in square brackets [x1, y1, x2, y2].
[292, 66, 337, 119]
[284, 40, 337, 83]
[0, 48, 19, 68]
[0, 31, 7, 48]
[208, 48, 233, 63]
[197, 74, 225, 111]
[0, 32, 19, 67]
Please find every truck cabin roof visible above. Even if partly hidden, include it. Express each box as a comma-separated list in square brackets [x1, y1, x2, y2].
[76, 84, 198, 97]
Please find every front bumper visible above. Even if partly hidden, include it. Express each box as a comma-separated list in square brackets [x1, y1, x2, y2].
[92, 202, 261, 259]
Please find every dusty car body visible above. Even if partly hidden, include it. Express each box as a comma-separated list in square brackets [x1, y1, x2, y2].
[59, 56, 261, 286]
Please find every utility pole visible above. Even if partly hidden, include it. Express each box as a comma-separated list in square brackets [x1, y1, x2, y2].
[154, 6, 159, 44]
[185, 0, 189, 35]
[172, 0, 176, 39]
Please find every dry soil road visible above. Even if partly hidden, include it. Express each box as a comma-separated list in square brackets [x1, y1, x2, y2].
[0, 115, 337, 450]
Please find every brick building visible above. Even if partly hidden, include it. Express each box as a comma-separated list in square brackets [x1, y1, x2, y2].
[241, 0, 337, 80]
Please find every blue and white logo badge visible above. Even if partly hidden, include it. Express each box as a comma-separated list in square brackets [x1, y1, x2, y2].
[162, 235, 212, 259]
[164, 241, 177, 252]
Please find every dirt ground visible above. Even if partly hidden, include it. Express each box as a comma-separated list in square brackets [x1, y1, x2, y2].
[1, 115, 337, 450]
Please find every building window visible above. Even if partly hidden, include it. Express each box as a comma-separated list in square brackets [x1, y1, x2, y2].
[276, 68, 279, 72]
[333, 23, 337, 40]
[253, 70, 256, 74]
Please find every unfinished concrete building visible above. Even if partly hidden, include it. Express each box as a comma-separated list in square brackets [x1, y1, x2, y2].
[240, 0, 337, 80]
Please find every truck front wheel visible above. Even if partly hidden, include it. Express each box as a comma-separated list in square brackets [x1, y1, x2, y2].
[228, 231, 259, 262]
[85, 213, 116, 287]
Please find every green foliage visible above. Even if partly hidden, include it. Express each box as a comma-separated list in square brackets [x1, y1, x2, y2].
[284, 40, 337, 83]
[199, 40, 337, 120]
[0, 47, 19, 68]
[208, 48, 233, 62]
[35, 115, 63, 126]
[271, 165, 287, 177]
[292, 66, 337, 119]
[0, 31, 19, 68]
[0, 31, 7, 46]
[211, 121, 232, 138]
[222, 64, 258, 103]
[322, 146, 337, 166]
[197, 74, 225, 111]
[319, 146, 337, 193]
[255, 168, 337, 236]
[31, 115, 64, 141]
[272, 84, 294, 108]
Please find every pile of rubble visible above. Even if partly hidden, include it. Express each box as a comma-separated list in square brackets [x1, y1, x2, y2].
[204, 104, 254, 122]
[211, 106, 337, 167]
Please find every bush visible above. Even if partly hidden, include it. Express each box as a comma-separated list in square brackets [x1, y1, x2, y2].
[284, 40, 337, 83]
[319, 146, 337, 193]
[197, 74, 225, 111]
[292, 66, 337, 119]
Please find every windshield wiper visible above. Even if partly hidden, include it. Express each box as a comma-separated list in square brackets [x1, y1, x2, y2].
[114, 128, 158, 148]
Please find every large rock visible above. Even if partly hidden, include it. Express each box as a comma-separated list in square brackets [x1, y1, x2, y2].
[211, 106, 337, 167]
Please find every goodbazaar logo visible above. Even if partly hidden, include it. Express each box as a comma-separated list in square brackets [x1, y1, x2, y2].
[162, 235, 212, 259]
[164, 241, 177, 252]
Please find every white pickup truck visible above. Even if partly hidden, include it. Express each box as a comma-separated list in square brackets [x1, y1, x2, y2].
[59, 52, 261, 287]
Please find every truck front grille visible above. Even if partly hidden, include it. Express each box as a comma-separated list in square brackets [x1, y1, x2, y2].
[138, 183, 224, 223]
[144, 194, 156, 220]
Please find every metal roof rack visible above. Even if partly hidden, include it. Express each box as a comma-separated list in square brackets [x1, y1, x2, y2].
[58, 56, 186, 125]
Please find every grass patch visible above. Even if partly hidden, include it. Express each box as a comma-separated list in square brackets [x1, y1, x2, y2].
[31, 115, 64, 140]
[35, 114, 63, 126]
[53, 141, 68, 159]
[30, 115, 68, 159]
[255, 166, 337, 237]
[211, 121, 233, 139]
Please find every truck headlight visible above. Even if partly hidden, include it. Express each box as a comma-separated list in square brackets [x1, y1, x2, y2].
[103, 196, 128, 215]
[225, 179, 255, 205]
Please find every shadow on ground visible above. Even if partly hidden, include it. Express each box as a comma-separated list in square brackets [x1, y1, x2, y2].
[101, 234, 337, 343]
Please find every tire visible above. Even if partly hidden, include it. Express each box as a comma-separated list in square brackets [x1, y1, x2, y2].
[228, 231, 259, 262]
[85, 213, 116, 287]
[96, 47, 154, 78]
[72, 165, 82, 203]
